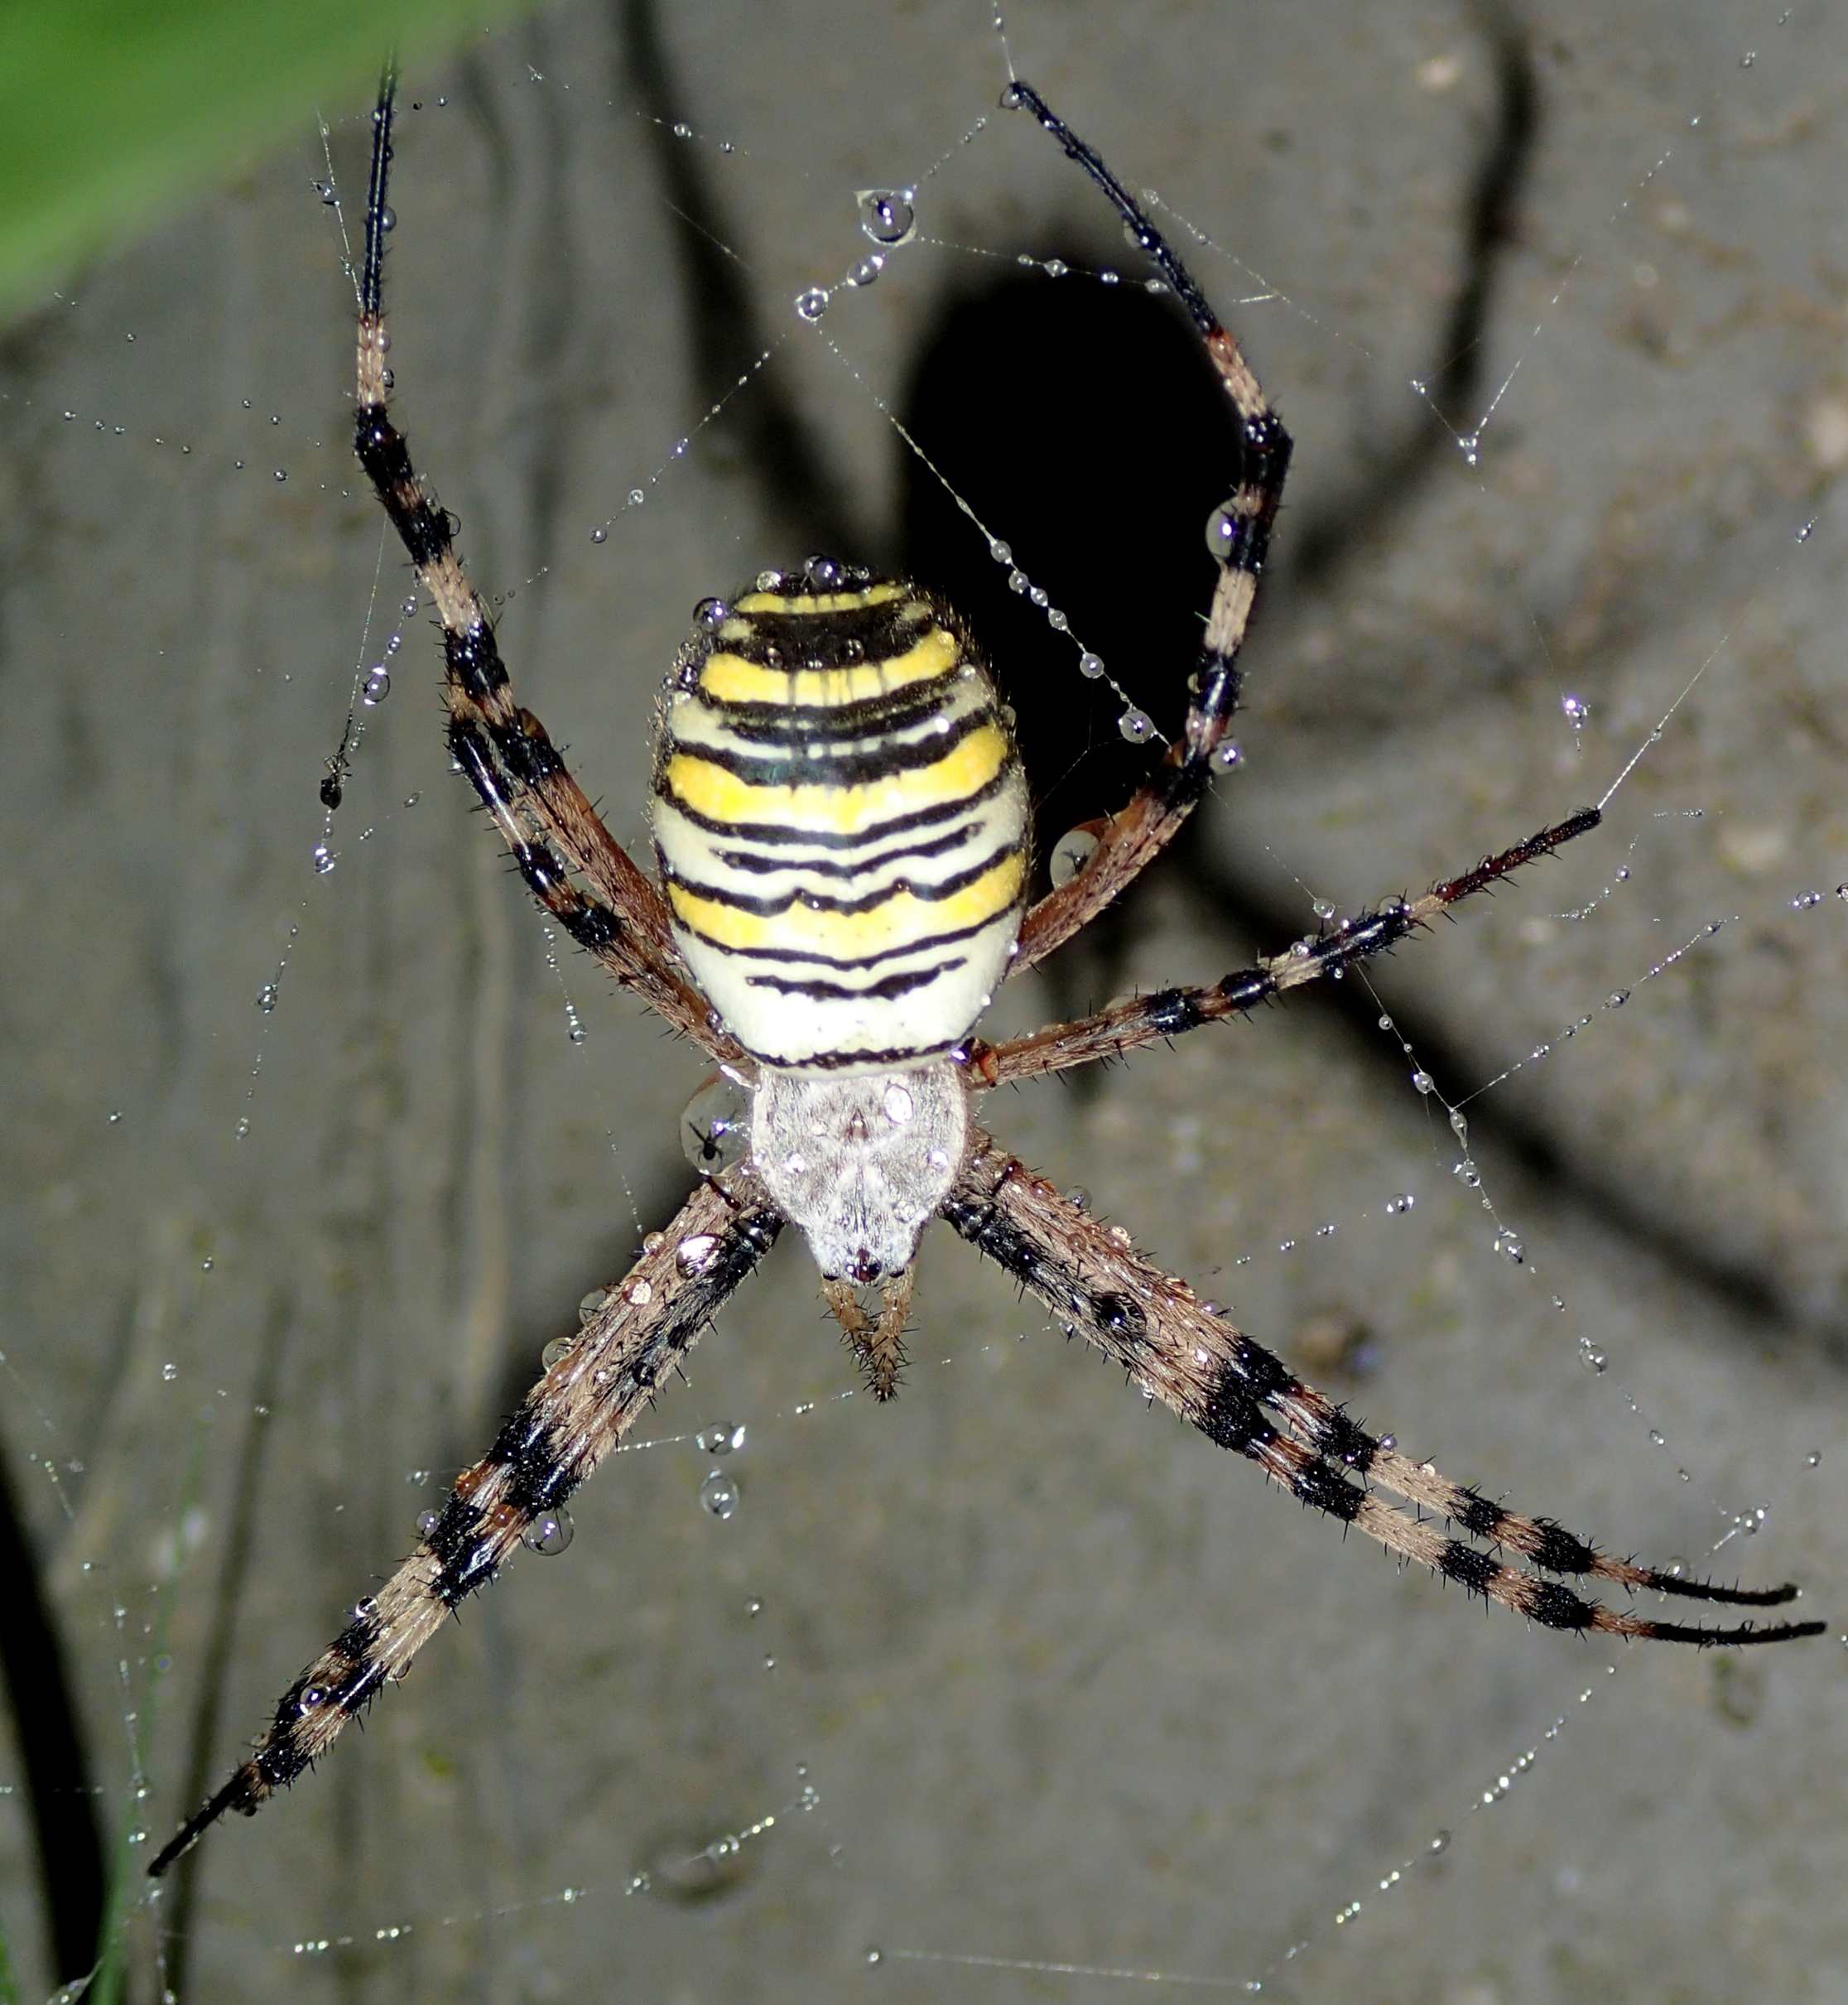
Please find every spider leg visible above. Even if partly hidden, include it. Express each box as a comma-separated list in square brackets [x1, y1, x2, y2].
[1001, 81, 1290, 976]
[969, 808, 1599, 1085]
[147, 1178, 781, 1878]
[942, 1134, 1823, 1647]
[354, 66, 738, 1062]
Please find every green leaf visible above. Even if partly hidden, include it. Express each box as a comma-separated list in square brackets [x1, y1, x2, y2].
[0, 0, 527, 318]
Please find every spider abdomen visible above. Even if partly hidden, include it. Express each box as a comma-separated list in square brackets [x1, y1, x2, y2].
[652, 578, 1029, 1070]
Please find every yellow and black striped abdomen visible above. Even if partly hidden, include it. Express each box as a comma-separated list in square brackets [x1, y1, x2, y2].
[651, 581, 1029, 1071]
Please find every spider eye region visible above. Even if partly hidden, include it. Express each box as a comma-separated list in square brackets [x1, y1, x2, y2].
[751, 1063, 966, 1281]
[650, 578, 1029, 1069]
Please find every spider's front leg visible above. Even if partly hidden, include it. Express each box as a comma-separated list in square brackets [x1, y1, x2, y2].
[354, 67, 737, 1061]
[944, 1133, 1822, 1648]
[148, 1178, 781, 1877]
[1001, 81, 1292, 976]
[968, 808, 1600, 1084]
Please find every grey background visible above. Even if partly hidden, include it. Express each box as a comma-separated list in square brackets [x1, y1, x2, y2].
[2, 3, 1846, 2001]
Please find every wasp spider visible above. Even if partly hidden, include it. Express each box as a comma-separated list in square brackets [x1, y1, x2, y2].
[150, 67, 1822, 1879]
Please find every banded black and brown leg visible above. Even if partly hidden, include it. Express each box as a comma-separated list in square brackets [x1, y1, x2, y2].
[999, 80, 1291, 976]
[147, 1178, 782, 1877]
[943, 1135, 1822, 1646]
[354, 67, 737, 1061]
[968, 808, 1599, 1085]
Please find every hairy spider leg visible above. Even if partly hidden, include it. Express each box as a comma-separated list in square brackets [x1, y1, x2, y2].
[944, 1137, 1824, 1647]
[149, 1181, 780, 1877]
[1001, 80, 1291, 976]
[972, 811, 1600, 1084]
[354, 65, 734, 1059]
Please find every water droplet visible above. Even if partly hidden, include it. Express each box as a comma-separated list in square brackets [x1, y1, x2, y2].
[1648, 1428, 1666, 1448]
[1210, 740, 1244, 771]
[590, 525, 608, 544]
[1077, 650, 1106, 680]
[522, 1507, 574, 1555]
[1561, 692, 1588, 728]
[1805, 1449, 1822, 1468]
[1204, 499, 1245, 562]
[362, 666, 391, 706]
[671, 120, 692, 138]
[1795, 518, 1815, 543]
[311, 842, 335, 875]
[1118, 706, 1154, 744]
[865, 1946, 884, 1966]
[1740, 48, 1756, 65]
[849, 253, 886, 287]
[541, 1336, 573, 1370]
[1606, 989, 1629, 1009]
[794, 286, 830, 322]
[695, 1422, 745, 1457]
[1494, 1229, 1524, 1264]
[676, 1233, 719, 1276]
[579, 1288, 609, 1325]
[699, 1468, 740, 1519]
[256, 982, 278, 1013]
[1452, 1158, 1480, 1187]
[857, 189, 917, 246]
[161, 1361, 178, 1382]
[681, 1073, 751, 1174]
[624, 1276, 654, 1307]
[1050, 825, 1100, 887]
[416, 1509, 440, 1538]
[1410, 1069, 1433, 1094]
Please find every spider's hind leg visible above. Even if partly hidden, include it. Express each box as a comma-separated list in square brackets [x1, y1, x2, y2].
[1000, 80, 1292, 977]
[352, 65, 735, 1062]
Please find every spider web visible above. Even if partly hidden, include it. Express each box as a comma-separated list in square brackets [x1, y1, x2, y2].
[2, 3, 1846, 2001]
